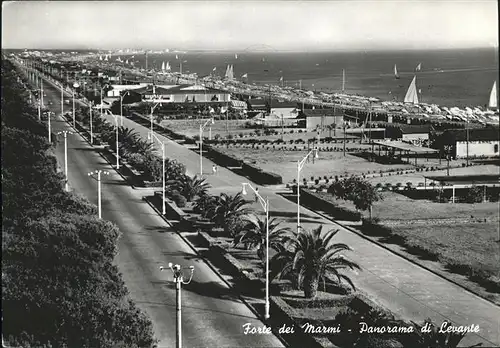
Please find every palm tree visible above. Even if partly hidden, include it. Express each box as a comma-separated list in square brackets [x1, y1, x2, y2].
[132, 138, 155, 157]
[233, 215, 291, 261]
[271, 225, 360, 299]
[174, 174, 211, 202]
[207, 192, 252, 236]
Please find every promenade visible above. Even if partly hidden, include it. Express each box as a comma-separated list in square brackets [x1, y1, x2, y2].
[96, 110, 500, 348]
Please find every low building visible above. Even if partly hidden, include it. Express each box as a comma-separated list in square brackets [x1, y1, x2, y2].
[108, 83, 149, 97]
[126, 84, 231, 104]
[398, 124, 433, 142]
[269, 99, 300, 119]
[440, 128, 500, 159]
[299, 109, 345, 130]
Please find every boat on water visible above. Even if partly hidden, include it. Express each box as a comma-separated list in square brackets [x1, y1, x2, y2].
[225, 64, 234, 80]
[488, 81, 497, 110]
[394, 64, 400, 79]
[404, 75, 419, 104]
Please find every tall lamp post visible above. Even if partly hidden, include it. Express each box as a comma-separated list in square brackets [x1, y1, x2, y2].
[60, 83, 64, 119]
[160, 263, 195, 348]
[199, 118, 214, 176]
[111, 114, 120, 169]
[120, 91, 130, 126]
[46, 111, 53, 143]
[148, 132, 167, 214]
[89, 101, 94, 145]
[149, 101, 161, 142]
[297, 148, 319, 232]
[73, 82, 80, 128]
[88, 170, 110, 219]
[241, 183, 270, 320]
[57, 131, 73, 192]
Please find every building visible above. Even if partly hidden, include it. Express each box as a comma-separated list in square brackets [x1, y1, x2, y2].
[269, 99, 300, 119]
[398, 124, 433, 142]
[108, 83, 149, 97]
[440, 128, 500, 159]
[126, 84, 231, 104]
[298, 108, 345, 130]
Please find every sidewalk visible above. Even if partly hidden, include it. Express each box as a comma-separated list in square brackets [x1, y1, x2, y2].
[100, 111, 499, 347]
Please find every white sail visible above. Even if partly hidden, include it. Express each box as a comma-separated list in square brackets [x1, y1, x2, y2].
[166, 61, 171, 71]
[161, 61, 165, 71]
[415, 63, 421, 71]
[104, 55, 108, 61]
[488, 81, 497, 109]
[404, 76, 419, 104]
[228, 65, 234, 80]
[394, 64, 399, 79]
[225, 64, 231, 79]
[126, 59, 129, 64]
[99, 55, 103, 61]
[235, 53, 238, 59]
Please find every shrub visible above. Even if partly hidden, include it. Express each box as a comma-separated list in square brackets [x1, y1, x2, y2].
[171, 191, 187, 208]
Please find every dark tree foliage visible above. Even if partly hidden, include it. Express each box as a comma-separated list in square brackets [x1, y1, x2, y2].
[1, 59, 156, 347]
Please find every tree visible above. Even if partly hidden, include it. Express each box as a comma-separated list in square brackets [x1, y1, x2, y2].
[207, 192, 252, 236]
[271, 225, 360, 299]
[327, 176, 382, 220]
[465, 185, 483, 204]
[174, 174, 211, 202]
[233, 215, 291, 261]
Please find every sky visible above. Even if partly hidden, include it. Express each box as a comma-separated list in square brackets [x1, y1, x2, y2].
[1, 0, 498, 51]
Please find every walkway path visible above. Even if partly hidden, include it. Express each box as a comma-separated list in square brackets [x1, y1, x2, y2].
[98, 111, 500, 347]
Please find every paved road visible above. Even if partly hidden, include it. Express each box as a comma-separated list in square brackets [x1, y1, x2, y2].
[34, 66, 500, 347]
[36, 72, 285, 348]
[93, 112, 500, 347]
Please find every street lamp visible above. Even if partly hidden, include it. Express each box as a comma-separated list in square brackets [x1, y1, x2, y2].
[88, 170, 110, 219]
[120, 91, 130, 126]
[73, 82, 80, 128]
[45, 111, 54, 143]
[199, 118, 214, 176]
[241, 183, 270, 320]
[89, 101, 94, 145]
[111, 114, 120, 169]
[159, 263, 195, 348]
[57, 131, 73, 191]
[149, 101, 161, 142]
[148, 132, 167, 214]
[60, 83, 64, 120]
[297, 148, 319, 232]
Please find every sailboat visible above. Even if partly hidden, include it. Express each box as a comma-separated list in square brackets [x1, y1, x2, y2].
[235, 53, 238, 59]
[225, 64, 234, 80]
[99, 55, 103, 61]
[126, 59, 129, 64]
[415, 63, 422, 72]
[166, 61, 171, 71]
[404, 76, 419, 104]
[488, 81, 497, 110]
[161, 61, 165, 71]
[104, 55, 108, 61]
[394, 64, 400, 79]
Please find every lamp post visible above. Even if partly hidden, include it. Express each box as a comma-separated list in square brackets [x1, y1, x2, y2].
[88, 170, 110, 219]
[120, 91, 130, 126]
[111, 114, 120, 169]
[46, 111, 53, 143]
[89, 101, 94, 144]
[60, 83, 64, 119]
[297, 148, 319, 232]
[73, 82, 80, 128]
[241, 183, 270, 320]
[444, 145, 453, 176]
[149, 132, 167, 214]
[159, 263, 195, 348]
[40, 79, 44, 110]
[149, 101, 161, 142]
[57, 131, 73, 191]
[199, 118, 214, 176]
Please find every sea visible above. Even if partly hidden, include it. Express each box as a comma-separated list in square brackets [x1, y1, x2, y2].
[123, 48, 498, 109]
